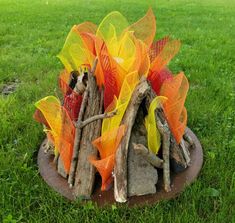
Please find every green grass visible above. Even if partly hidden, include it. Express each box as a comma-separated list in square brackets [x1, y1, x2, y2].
[0, 0, 235, 222]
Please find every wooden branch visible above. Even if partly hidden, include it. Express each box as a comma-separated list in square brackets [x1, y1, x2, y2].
[155, 110, 171, 192]
[145, 90, 171, 192]
[68, 86, 89, 186]
[114, 78, 150, 203]
[183, 131, 195, 149]
[132, 143, 163, 168]
[68, 59, 98, 187]
[180, 139, 191, 165]
[74, 59, 103, 199]
[75, 110, 117, 129]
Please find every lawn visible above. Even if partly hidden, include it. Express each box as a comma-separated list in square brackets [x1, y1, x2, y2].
[0, 0, 234, 222]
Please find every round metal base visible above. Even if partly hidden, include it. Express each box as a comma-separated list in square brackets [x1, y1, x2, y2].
[37, 127, 203, 207]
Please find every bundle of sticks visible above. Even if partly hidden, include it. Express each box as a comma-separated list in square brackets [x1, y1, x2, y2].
[51, 59, 194, 203]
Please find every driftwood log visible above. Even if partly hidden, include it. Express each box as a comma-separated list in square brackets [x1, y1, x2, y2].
[156, 109, 171, 192]
[52, 60, 193, 202]
[68, 84, 89, 186]
[73, 60, 104, 199]
[114, 77, 150, 203]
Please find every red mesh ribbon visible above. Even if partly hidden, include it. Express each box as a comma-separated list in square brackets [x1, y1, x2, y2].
[98, 42, 120, 109]
[148, 67, 173, 95]
[148, 37, 180, 95]
[59, 70, 83, 121]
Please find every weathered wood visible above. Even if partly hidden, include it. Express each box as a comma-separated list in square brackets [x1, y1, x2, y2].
[74, 61, 103, 199]
[183, 131, 195, 149]
[75, 110, 117, 129]
[67, 86, 89, 187]
[132, 143, 163, 168]
[180, 139, 191, 165]
[114, 78, 150, 203]
[68, 59, 98, 187]
[155, 112, 171, 192]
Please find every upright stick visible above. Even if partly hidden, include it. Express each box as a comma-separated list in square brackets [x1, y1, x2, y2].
[114, 78, 150, 203]
[74, 59, 103, 198]
[68, 59, 97, 187]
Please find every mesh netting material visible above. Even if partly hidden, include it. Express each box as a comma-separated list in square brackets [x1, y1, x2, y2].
[95, 10, 154, 109]
[63, 92, 83, 122]
[102, 71, 139, 135]
[34, 10, 191, 192]
[147, 38, 180, 95]
[89, 125, 126, 191]
[35, 96, 75, 173]
[33, 109, 50, 129]
[58, 70, 71, 95]
[148, 68, 173, 95]
[161, 72, 189, 144]
[127, 8, 156, 48]
[59, 70, 83, 122]
[57, 22, 97, 73]
[145, 96, 167, 154]
[148, 36, 169, 63]
[90, 72, 138, 190]
[97, 40, 123, 109]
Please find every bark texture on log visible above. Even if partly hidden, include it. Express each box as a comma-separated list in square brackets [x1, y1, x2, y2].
[145, 88, 188, 173]
[183, 131, 195, 149]
[68, 88, 89, 186]
[73, 62, 103, 199]
[155, 111, 171, 192]
[114, 78, 150, 203]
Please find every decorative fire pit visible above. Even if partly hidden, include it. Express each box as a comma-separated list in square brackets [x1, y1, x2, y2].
[34, 9, 203, 206]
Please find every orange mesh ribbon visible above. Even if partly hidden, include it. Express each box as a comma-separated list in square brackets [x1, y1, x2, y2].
[161, 72, 189, 144]
[89, 125, 126, 191]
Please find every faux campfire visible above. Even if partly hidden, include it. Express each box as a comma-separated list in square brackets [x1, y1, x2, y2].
[34, 9, 203, 205]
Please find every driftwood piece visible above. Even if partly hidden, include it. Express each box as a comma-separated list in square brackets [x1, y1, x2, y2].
[180, 139, 191, 165]
[74, 60, 103, 199]
[132, 143, 163, 168]
[75, 110, 117, 129]
[183, 131, 195, 149]
[68, 86, 89, 186]
[170, 136, 187, 172]
[114, 78, 150, 203]
[155, 109, 171, 192]
[128, 108, 158, 197]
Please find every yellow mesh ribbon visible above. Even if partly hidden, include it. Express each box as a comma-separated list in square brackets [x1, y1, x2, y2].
[102, 71, 139, 134]
[35, 96, 75, 173]
[145, 96, 167, 154]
